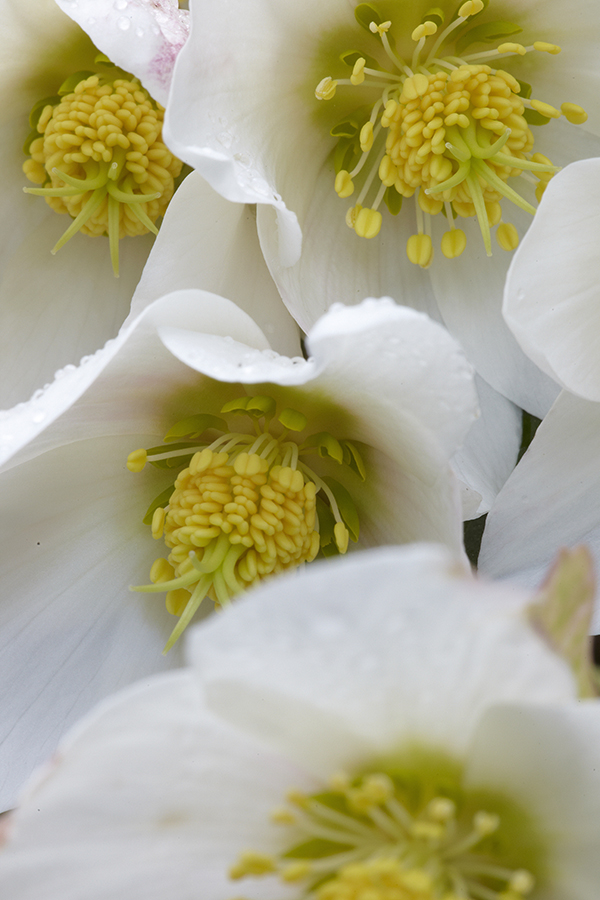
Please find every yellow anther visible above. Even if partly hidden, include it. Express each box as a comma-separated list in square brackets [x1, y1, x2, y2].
[165, 589, 190, 616]
[150, 557, 174, 584]
[534, 41, 561, 55]
[229, 852, 276, 880]
[329, 771, 351, 792]
[360, 121, 374, 152]
[407, 233, 434, 268]
[561, 102, 588, 125]
[474, 811, 500, 835]
[485, 201, 502, 227]
[535, 181, 548, 202]
[509, 870, 535, 894]
[496, 222, 519, 251]
[497, 42, 526, 55]
[412, 21, 438, 41]
[530, 99, 561, 119]
[315, 77, 337, 100]
[233, 452, 267, 477]
[401, 73, 430, 101]
[369, 20, 391, 36]
[354, 207, 382, 238]
[287, 789, 309, 807]
[270, 807, 296, 825]
[427, 797, 456, 822]
[411, 820, 445, 839]
[441, 229, 467, 259]
[126, 448, 147, 472]
[351, 58, 366, 86]
[151, 506, 166, 540]
[459, 0, 484, 17]
[378, 155, 397, 187]
[334, 521, 350, 554]
[345, 204, 362, 229]
[335, 170, 355, 198]
[418, 189, 443, 216]
[282, 862, 312, 882]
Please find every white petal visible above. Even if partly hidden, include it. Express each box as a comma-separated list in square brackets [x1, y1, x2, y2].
[478, 391, 600, 632]
[54, 0, 189, 105]
[0, 0, 151, 407]
[503, 158, 600, 401]
[188, 544, 575, 776]
[131, 172, 301, 357]
[466, 701, 600, 897]
[0, 290, 270, 470]
[0, 671, 312, 899]
[0, 435, 186, 811]
[451, 375, 521, 518]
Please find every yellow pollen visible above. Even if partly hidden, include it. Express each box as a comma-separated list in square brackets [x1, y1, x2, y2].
[23, 73, 182, 276]
[229, 852, 276, 880]
[370, 21, 392, 37]
[351, 58, 366, 86]
[407, 234, 433, 268]
[441, 228, 467, 259]
[317, 860, 434, 900]
[354, 207, 382, 238]
[529, 98, 561, 119]
[497, 42, 526, 56]
[335, 170, 355, 198]
[561, 102, 588, 125]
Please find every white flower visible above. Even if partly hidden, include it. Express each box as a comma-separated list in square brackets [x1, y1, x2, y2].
[503, 157, 600, 401]
[0, 543, 598, 899]
[479, 389, 600, 635]
[0, 291, 476, 810]
[0, 0, 186, 407]
[160, 0, 600, 416]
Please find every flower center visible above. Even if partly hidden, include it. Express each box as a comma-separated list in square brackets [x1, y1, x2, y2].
[23, 61, 182, 276]
[229, 753, 544, 900]
[127, 395, 365, 651]
[316, 0, 587, 266]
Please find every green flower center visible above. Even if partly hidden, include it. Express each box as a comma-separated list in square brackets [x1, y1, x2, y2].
[229, 751, 545, 900]
[23, 60, 183, 276]
[316, 0, 587, 266]
[127, 394, 366, 652]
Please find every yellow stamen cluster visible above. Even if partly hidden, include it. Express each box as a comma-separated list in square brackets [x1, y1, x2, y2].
[317, 860, 434, 900]
[229, 765, 539, 900]
[381, 65, 531, 216]
[23, 73, 182, 272]
[319, 1, 588, 263]
[155, 448, 320, 609]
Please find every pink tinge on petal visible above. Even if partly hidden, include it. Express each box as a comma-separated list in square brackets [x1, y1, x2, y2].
[55, 0, 190, 103]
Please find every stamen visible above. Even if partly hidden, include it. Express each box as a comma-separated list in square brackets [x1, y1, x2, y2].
[130, 396, 362, 647]
[318, 2, 586, 262]
[23, 71, 182, 275]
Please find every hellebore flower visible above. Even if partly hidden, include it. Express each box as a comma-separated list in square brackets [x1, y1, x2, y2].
[0, 0, 186, 407]
[479, 389, 600, 636]
[502, 157, 600, 402]
[0, 543, 598, 899]
[0, 292, 476, 810]
[162, 0, 600, 415]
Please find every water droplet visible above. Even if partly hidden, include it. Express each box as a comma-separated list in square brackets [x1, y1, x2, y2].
[217, 132, 233, 149]
[87, 17, 96, 25]
[114, 0, 128, 8]
[32, 411, 46, 424]
[117, 15, 131, 31]
[136, 27, 144, 37]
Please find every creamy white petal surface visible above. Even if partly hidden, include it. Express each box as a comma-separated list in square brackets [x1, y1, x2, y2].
[0, 0, 162, 407]
[0, 544, 591, 900]
[54, 0, 189, 105]
[503, 158, 600, 400]
[479, 391, 600, 632]
[130, 171, 302, 357]
[163, 0, 600, 412]
[0, 295, 475, 808]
